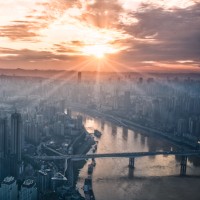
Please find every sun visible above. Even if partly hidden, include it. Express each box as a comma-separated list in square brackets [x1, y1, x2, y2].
[82, 44, 117, 59]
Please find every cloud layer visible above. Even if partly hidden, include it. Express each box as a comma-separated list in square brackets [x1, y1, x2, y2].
[0, 0, 199, 71]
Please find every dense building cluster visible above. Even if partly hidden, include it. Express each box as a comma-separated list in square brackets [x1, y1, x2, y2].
[110, 78, 200, 142]
[0, 72, 200, 199]
[0, 75, 96, 199]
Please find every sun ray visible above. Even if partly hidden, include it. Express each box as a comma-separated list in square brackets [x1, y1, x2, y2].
[106, 57, 188, 99]
[82, 44, 118, 59]
[26, 58, 95, 110]
[16, 57, 93, 100]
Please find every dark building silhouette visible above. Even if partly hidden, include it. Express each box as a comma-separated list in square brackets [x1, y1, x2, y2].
[152, 99, 160, 123]
[78, 72, 82, 83]
[0, 118, 8, 158]
[0, 118, 9, 181]
[124, 91, 131, 111]
[11, 112, 23, 162]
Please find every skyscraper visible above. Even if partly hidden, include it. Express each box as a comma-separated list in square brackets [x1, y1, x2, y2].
[0, 118, 9, 181]
[152, 99, 161, 123]
[67, 108, 72, 118]
[124, 91, 131, 111]
[19, 179, 37, 200]
[51, 172, 67, 191]
[0, 176, 18, 200]
[76, 115, 83, 130]
[11, 112, 23, 162]
[37, 170, 49, 194]
[78, 71, 82, 83]
[0, 118, 8, 158]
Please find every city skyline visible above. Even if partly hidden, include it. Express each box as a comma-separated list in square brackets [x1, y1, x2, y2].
[0, 72, 200, 199]
[0, 0, 200, 72]
[0, 1, 200, 199]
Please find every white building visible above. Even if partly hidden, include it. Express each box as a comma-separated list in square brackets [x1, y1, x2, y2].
[0, 176, 18, 200]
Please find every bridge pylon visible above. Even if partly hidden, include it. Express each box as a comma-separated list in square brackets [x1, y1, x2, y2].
[180, 156, 187, 176]
[129, 157, 135, 168]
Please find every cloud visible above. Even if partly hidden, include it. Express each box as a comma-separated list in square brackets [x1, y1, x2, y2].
[79, 0, 123, 28]
[0, 0, 199, 71]
[0, 20, 47, 41]
[117, 3, 200, 65]
[53, 43, 83, 54]
[0, 47, 76, 62]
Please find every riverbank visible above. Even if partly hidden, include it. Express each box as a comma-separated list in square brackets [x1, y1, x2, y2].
[71, 107, 198, 150]
[66, 130, 96, 200]
[75, 109, 200, 200]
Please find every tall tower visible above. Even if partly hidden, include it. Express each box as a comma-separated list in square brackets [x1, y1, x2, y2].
[19, 179, 37, 200]
[78, 72, 82, 83]
[152, 99, 160, 123]
[37, 170, 48, 194]
[124, 91, 131, 111]
[11, 112, 22, 162]
[0, 118, 8, 158]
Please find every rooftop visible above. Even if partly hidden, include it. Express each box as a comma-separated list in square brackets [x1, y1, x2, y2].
[51, 173, 67, 181]
[22, 179, 36, 188]
[38, 170, 47, 176]
[2, 176, 15, 185]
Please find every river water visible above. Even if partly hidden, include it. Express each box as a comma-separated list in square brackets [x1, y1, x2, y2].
[75, 113, 200, 200]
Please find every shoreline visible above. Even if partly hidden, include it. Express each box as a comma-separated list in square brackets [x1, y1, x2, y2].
[72, 107, 198, 150]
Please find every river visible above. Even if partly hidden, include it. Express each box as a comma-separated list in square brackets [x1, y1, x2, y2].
[74, 112, 200, 200]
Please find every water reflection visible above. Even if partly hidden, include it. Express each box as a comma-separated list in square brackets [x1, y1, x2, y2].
[76, 112, 200, 167]
[74, 112, 200, 200]
[122, 127, 128, 141]
[189, 156, 200, 167]
[111, 125, 117, 136]
[101, 120, 105, 130]
[140, 135, 145, 146]
[128, 168, 134, 179]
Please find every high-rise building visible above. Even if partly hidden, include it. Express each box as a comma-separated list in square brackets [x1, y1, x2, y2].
[67, 108, 71, 118]
[54, 121, 65, 136]
[152, 99, 161, 123]
[11, 112, 23, 161]
[0, 176, 18, 200]
[51, 172, 67, 191]
[78, 72, 82, 83]
[189, 117, 200, 137]
[44, 169, 53, 190]
[59, 99, 65, 113]
[0, 118, 8, 158]
[113, 88, 119, 109]
[19, 179, 37, 200]
[177, 118, 188, 136]
[124, 91, 131, 111]
[24, 120, 31, 142]
[36, 114, 43, 124]
[37, 170, 49, 194]
[76, 115, 83, 130]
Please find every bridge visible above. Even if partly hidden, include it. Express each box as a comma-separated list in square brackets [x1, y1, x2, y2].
[34, 150, 200, 187]
[34, 150, 200, 161]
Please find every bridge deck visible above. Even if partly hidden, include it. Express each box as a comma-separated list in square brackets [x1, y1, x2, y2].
[33, 150, 200, 160]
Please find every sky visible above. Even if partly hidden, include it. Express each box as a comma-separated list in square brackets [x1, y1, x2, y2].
[0, 0, 200, 72]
